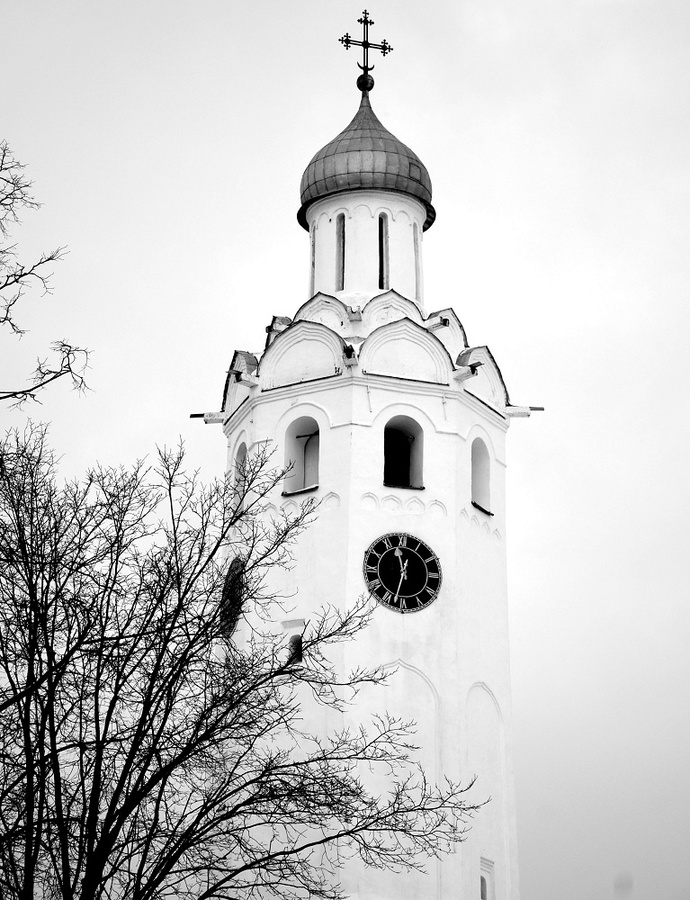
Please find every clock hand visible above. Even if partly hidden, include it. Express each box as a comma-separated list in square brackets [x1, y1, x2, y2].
[394, 559, 409, 600]
[394, 546, 405, 574]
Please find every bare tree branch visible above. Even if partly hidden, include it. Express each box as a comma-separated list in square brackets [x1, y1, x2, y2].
[0, 428, 482, 900]
[0, 141, 89, 405]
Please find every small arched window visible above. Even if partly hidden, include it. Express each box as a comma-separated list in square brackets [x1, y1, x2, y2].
[479, 861, 494, 900]
[220, 557, 245, 636]
[282, 618, 305, 667]
[471, 437, 491, 515]
[383, 416, 424, 489]
[233, 442, 248, 509]
[335, 213, 345, 291]
[378, 213, 390, 290]
[283, 416, 320, 494]
[234, 442, 247, 482]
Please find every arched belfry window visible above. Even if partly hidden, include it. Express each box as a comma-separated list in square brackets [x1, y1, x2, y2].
[383, 416, 424, 489]
[283, 416, 320, 495]
[234, 442, 247, 482]
[220, 557, 245, 637]
[471, 437, 492, 515]
[233, 441, 248, 510]
[378, 213, 390, 290]
[335, 213, 345, 291]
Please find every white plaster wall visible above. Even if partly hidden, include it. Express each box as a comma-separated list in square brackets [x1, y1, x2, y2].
[222, 366, 520, 899]
[306, 191, 426, 307]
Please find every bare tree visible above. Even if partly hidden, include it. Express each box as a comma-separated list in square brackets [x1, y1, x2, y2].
[0, 426, 479, 900]
[0, 141, 88, 405]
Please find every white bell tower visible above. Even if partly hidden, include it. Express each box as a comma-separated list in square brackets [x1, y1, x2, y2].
[205, 15, 536, 899]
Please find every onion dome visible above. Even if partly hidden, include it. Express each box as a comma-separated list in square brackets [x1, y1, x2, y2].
[297, 85, 435, 232]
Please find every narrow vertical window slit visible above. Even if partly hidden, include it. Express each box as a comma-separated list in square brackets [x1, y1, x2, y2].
[310, 225, 316, 296]
[413, 222, 421, 301]
[378, 213, 389, 290]
[335, 214, 345, 291]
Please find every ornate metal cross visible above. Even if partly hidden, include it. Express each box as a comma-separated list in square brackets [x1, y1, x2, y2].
[339, 10, 393, 80]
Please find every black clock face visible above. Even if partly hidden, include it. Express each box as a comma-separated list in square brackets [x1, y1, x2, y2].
[363, 532, 442, 614]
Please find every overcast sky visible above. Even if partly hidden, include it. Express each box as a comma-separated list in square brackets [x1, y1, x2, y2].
[3, 2, 690, 898]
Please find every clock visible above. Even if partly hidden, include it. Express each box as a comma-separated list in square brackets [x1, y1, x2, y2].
[363, 532, 442, 614]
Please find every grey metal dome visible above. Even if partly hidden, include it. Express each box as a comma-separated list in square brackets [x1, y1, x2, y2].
[297, 90, 435, 231]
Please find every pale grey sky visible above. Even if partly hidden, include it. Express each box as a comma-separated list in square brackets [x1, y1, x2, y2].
[3, 2, 690, 898]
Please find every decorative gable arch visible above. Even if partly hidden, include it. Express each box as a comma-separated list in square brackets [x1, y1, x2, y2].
[222, 377, 243, 416]
[458, 345, 511, 411]
[425, 307, 468, 358]
[362, 290, 422, 334]
[259, 321, 347, 390]
[221, 350, 259, 414]
[361, 289, 423, 333]
[293, 293, 351, 335]
[360, 317, 454, 384]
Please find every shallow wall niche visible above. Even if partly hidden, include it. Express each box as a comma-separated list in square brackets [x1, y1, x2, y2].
[383, 415, 424, 488]
[465, 683, 507, 890]
[339, 659, 440, 898]
[283, 416, 320, 494]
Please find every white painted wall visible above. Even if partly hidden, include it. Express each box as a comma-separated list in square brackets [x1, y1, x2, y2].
[306, 190, 427, 308]
[221, 289, 521, 898]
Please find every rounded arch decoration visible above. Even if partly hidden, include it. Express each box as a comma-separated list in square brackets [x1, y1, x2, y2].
[359, 318, 454, 384]
[260, 321, 346, 389]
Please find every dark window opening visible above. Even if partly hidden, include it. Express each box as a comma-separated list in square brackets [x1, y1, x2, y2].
[235, 442, 247, 486]
[384, 428, 412, 486]
[480, 875, 488, 900]
[378, 213, 389, 290]
[383, 416, 424, 489]
[310, 225, 316, 295]
[287, 634, 303, 665]
[220, 557, 245, 636]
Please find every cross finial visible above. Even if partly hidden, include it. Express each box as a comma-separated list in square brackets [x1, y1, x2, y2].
[339, 10, 393, 92]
